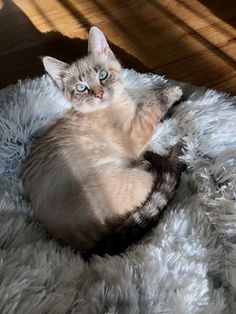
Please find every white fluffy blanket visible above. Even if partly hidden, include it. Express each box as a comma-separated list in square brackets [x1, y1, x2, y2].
[0, 70, 236, 314]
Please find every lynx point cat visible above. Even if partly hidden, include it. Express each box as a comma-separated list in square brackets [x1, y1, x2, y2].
[22, 27, 184, 257]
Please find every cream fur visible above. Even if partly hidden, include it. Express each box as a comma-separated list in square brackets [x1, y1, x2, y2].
[22, 28, 182, 254]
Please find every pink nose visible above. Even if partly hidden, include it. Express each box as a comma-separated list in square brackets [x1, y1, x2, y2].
[95, 91, 104, 99]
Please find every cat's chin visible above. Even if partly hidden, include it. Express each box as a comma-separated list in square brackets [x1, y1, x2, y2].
[92, 96, 107, 107]
[95, 95, 112, 107]
[73, 100, 110, 113]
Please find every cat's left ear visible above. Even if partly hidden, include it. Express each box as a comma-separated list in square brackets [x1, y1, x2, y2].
[88, 27, 115, 59]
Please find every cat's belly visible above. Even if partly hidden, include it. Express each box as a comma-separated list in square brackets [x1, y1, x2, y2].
[84, 163, 154, 216]
[22, 141, 154, 254]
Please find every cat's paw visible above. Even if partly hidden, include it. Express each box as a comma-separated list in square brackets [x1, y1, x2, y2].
[169, 142, 187, 172]
[162, 86, 183, 108]
[169, 142, 184, 158]
[139, 159, 152, 171]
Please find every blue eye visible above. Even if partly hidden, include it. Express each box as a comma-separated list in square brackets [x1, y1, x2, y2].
[99, 70, 108, 81]
[76, 84, 87, 92]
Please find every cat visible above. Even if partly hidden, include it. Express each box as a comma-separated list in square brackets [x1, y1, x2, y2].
[21, 27, 184, 257]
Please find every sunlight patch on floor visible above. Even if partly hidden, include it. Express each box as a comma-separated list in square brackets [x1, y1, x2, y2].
[12, 0, 88, 38]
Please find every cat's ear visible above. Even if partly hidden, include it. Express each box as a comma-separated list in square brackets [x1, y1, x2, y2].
[88, 27, 114, 58]
[42, 56, 68, 88]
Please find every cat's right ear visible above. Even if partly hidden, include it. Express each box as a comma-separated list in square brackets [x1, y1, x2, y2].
[42, 56, 68, 89]
[88, 27, 114, 59]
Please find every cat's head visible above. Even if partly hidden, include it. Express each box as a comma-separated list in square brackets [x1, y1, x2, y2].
[42, 27, 123, 112]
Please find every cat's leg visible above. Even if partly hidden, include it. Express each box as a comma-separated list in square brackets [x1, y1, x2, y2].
[144, 141, 186, 174]
[93, 165, 155, 217]
[128, 86, 183, 157]
[158, 86, 183, 111]
[85, 147, 186, 259]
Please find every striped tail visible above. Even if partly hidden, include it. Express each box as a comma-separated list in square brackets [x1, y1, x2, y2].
[85, 144, 185, 260]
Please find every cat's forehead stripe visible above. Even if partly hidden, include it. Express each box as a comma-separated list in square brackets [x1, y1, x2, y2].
[71, 58, 100, 82]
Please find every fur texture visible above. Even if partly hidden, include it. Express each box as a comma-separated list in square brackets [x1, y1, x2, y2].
[21, 28, 183, 255]
[85, 145, 185, 259]
[0, 70, 235, 313]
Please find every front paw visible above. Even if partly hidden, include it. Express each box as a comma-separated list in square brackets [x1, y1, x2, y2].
[139, 159, 152, 171]
[162, 86, 183, 108]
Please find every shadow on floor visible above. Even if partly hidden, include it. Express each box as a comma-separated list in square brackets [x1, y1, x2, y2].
[0, 0, 235, 94]
[0, 0, 149, 89]
[199, 0, 236, 28]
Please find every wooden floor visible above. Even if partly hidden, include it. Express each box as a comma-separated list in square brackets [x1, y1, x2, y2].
[0, 0, 236, 94]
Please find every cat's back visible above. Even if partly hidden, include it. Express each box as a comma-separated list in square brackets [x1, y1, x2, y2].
[23, 110, 98, 186]
[21, 110, 109, 244]
[22, 108, 124, 196]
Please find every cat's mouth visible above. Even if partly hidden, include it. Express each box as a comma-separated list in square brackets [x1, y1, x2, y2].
[93, 90, 112, 106]
[95, 94, 108, 104]
[95, 91, 104, 100]
[95, 97, 104, 104]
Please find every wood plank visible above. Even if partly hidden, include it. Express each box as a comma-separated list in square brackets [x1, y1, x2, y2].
[0, 0, 235, 95]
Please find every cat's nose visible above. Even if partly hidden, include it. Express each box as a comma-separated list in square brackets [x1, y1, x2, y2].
[95, 91, 104, 99]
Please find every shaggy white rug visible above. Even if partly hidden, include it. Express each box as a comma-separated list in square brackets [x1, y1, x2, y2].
[0, 70, 236, 314]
